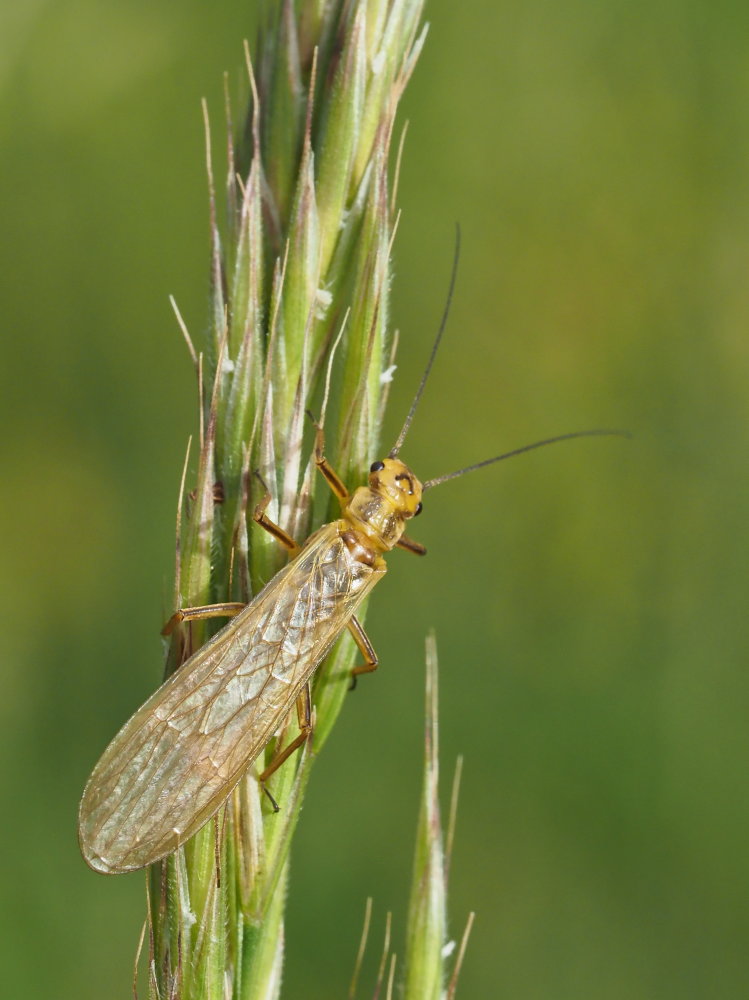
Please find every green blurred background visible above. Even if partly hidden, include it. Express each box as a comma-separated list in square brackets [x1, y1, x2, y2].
[2, 1, 747, 997]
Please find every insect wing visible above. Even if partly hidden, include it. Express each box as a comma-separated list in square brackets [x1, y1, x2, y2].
[79, 523, 385, 873]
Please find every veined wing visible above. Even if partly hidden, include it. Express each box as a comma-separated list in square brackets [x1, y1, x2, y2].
[79, 522, 386, 873]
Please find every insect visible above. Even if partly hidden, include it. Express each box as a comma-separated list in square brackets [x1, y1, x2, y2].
[78, 247, 625, 874]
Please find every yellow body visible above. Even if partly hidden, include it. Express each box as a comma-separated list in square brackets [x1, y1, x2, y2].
[78, 459, 423, 873]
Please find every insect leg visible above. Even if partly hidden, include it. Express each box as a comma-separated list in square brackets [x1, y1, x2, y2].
[161, 602, 246, 636]
[396, 534, 427, 556]
[258, 683, 313, 791]
[306, 410, 350, 502]
[348, 615, 379, 690]
[252, 471, 300, 553]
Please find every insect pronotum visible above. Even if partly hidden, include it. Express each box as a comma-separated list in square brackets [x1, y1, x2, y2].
[78, 243, 626, 874]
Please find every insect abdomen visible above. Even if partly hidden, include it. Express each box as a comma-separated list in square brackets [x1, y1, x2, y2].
[78, 523, 385, 873]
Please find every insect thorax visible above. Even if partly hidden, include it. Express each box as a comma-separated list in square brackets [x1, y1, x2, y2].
[344, 486, 409, 552]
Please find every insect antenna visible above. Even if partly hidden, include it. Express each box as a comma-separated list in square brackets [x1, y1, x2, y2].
[422, 429, 631, 490]
[388, 225, 461, 458]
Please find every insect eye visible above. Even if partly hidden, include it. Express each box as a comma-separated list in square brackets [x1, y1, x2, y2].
[414, 502, 423, 516]
[370, 460, 385, 473]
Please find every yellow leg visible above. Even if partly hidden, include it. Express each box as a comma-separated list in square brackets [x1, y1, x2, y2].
[258, 685, 313, 803]
[252, 471, 300, 553]
[164, 478, 291, 644]
[348, 614, 379, 689]
[397, 534, 427, 556]
[161, 602, 246, 636]
[306, 410, 350, 502]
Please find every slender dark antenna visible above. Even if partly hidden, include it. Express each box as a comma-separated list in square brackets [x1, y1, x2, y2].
[389, 224, 461, 458]
[422, 429, 630, 490]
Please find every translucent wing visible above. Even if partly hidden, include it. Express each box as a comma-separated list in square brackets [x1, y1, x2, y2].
[79, 522, 385, 873]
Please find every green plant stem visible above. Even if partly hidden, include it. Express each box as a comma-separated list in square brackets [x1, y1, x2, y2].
[146, 4, 426, 997]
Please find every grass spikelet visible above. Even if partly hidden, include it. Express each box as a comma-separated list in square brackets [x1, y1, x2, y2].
[402, 634, 474, 999]
[145, 3, 426, 996]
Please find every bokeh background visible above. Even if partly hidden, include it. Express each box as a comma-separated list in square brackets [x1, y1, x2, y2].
[2, 1, 747, 997]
